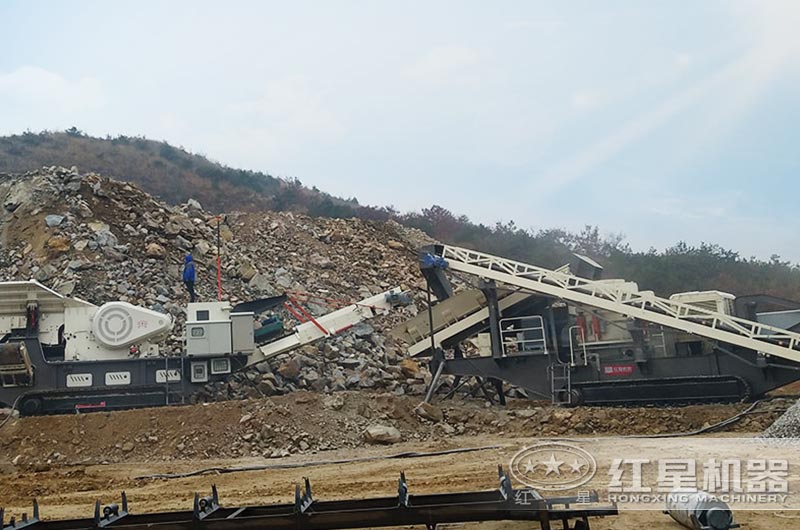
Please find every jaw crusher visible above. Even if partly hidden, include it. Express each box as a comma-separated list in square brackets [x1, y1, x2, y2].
[392, 245, 800, 405]
[0, 280, 408, 415]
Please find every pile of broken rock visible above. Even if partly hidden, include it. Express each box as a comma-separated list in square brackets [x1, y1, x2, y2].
[0, 166, 434, 399]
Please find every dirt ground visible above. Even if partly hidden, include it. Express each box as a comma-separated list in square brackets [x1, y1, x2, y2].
[1, 391, 798, 529]
[0, 391, 788, 465]
[2, 435, 799, 530]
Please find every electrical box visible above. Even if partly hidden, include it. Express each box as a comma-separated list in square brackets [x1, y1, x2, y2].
[187, 301, 233, 321]
[190, 361, 208, 383]
[186, 321, 232, 356]
[231, 312, 255, 354]
[210, 357, 231, 375]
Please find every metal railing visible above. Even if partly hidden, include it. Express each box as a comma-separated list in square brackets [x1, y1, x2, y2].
[568, 325, 588, 367]
[500, 316, 547, 355]
[439, 245, 800, 363]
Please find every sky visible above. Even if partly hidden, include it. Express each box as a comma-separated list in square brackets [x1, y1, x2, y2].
[1, 1, 799, 262]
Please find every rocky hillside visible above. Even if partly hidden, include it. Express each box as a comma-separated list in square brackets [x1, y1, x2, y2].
[0, 131, 369, 217]
[0, 165, 434, 400]
[4, 132, 799, 302]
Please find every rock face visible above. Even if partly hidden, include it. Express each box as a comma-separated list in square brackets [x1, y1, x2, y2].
[0, 166, 436, 401]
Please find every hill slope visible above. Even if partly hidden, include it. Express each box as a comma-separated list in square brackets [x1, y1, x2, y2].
[0, 130, 369, 216]
[1, 130, 799, 300]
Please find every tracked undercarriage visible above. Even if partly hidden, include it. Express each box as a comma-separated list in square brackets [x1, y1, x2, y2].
[0, 280, 409, 416]
[392, 245, 800, 406]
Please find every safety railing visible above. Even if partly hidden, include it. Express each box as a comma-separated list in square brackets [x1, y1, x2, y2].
[438, 245, 800, 362]
[568, 325, 588, 367]
[500, 316, 547, 355]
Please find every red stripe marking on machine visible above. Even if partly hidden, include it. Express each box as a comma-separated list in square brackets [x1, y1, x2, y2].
[602, 364, 635, 376]
[75, 401, 107, 410]
[333, 324, 354, 334]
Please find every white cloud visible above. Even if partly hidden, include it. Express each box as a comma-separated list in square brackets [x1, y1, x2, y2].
[528, 2, 800, 199]
[685, 1, 800, 141]
[674, 53, 692, 68]
[227, 77, 345, 140]
[405, 45, 481, 84]
[530, 69, 729, 196]
[505, 18, 563, 32]
[0, 66, 106, 115]
[207, 77, 347, 166]
[741, 0, 800, 58]
[571, 90, 600, 110]
[646, 195, 730, 220]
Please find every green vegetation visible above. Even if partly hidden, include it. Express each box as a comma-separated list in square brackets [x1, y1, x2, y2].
[0, 131, 283, 211]
[401, 206, 800, 299]
[0, 130, 797, 299]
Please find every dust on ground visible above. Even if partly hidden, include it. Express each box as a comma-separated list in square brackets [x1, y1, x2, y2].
[0, 392, 796, 529]
[1, 434, 797, 530]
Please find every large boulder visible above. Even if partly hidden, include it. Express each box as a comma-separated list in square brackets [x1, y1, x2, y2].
[277, 359, 301, 379]
[46, 236, 71, 254]
[414, 402, 443, 422]
[400, 358, 422, 379]
[146, 242, 167, 258]
[239, 261, 257, 281]
[94, 229, 118, 248]
[364, 424, 401, 444]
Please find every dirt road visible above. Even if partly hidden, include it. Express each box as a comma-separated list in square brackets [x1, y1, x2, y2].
[2, 434, 798, 529]
[1, 393, 797, 529]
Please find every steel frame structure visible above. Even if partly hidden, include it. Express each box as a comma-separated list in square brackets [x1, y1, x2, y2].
[435, 245, 800, 362]
[1, 468, 617, 530]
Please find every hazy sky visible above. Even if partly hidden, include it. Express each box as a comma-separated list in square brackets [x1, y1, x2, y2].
[2, 1, 799, 261]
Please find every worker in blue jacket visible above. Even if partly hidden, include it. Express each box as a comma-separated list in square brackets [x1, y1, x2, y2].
[183, 253, 196, 302]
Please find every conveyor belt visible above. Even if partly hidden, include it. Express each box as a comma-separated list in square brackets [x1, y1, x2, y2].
[251, 288, 407, 364]
[428, 245, 800, 362]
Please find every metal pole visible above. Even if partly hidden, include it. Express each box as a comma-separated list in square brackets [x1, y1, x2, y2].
[480, 280, 503, 359]
[423, 279, 442, 403]
[424, 359, 445, 404]
[427, 279, 436, 357]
